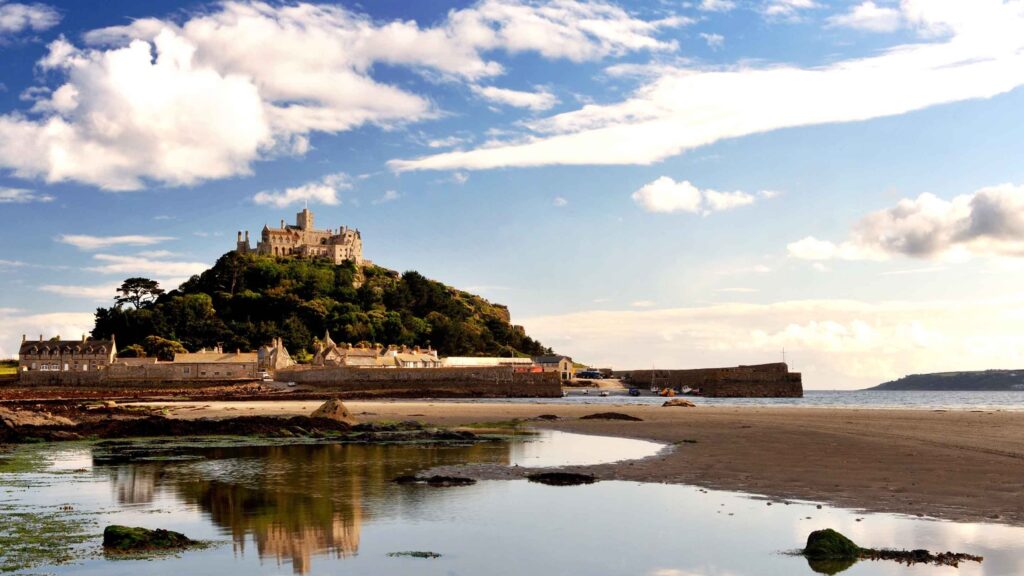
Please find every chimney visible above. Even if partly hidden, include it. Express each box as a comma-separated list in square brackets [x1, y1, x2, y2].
[280, 219, 285, 228]
[22, 334, 26, 342]
[82, 334, 87, 342]
[237, 231, 242, 242]
[245, 231, 249, 241]
[39, 334, 43, 341]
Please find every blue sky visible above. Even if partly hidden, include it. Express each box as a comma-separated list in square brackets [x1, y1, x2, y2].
[2, 0, 1024, 388]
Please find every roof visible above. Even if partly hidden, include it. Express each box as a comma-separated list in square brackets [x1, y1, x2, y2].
[533, 355, 571, 364]
[20, 338, 114, 356]
[172, 352, 258, 364]
[442, 357, 534, 367]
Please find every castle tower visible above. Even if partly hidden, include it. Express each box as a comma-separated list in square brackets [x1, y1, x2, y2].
[236, 230, 251, 253]
[297, 208, 313, 231]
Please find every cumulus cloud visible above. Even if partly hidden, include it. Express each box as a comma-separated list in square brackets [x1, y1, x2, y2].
[521, 296, 1024, 389]
[0, 0, 681, 190]
[57, 234, 174, 250]
[0, 310, 95, 359]
[0, 187, 52, 203]
[471, 85, 559, 111]
[86, 253, 208, 277]
[390, 1, 1024, 173]
[0, 2, 60, 36]
[827, 1, 903, 32]
[788, 183, 1024, 261]
[253, 172, 351, 208]
[631, 176, 774, 215]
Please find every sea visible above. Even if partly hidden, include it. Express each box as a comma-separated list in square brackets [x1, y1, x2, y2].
[484, 389, 1024, 411]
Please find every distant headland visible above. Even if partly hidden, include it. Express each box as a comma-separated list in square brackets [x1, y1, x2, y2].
[869, 370, 1024, 391]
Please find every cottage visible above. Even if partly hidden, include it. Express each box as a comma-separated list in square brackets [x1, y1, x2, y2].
[258, 337, 293, 372]
[18, 334, 116, 373]
[171, 346, 258, 380]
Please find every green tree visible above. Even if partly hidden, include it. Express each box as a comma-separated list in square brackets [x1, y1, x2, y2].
[115, 278, 164, 309]
[118, 344, 147, 358]
[142, 336, 187, 361]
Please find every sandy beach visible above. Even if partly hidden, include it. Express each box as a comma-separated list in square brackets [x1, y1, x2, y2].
[133, 399, 1024, 526]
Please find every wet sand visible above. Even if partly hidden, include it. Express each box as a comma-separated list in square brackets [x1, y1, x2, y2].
[135, 399, 1024, 526]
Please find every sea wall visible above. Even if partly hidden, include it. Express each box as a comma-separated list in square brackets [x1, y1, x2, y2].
[623, 363, 803, 398]
[277, 366, 562, 398]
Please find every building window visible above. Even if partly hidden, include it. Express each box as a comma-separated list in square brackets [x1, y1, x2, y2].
[182, 367, 190, 375]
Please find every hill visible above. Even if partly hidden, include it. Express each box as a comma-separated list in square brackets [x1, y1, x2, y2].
[869, 370, 1024, 391]
[91, 252, 549, 359]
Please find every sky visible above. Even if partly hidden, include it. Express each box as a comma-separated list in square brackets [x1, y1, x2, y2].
[2, 0, 1024, 389]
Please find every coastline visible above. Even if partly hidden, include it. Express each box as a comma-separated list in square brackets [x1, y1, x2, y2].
[135, 399, 1024, 526]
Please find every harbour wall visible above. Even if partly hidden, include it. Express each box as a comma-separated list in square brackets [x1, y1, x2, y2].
[276, 366, 562, 398]
[622, 363, 803, 398]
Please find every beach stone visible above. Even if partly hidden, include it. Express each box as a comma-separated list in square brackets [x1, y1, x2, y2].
[0, 407, 75, 428]
[580, 412, 643, 421]
[662, 398, 696, 408]
[527, 472, 598, 486]
[310, 399, 358, 426]
[803, 529, 862, 560]
[102, 525, 194, 551]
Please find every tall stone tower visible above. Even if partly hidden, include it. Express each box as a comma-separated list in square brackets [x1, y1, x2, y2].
[297, 208, 313, 231]
[236, 230, 251, 253]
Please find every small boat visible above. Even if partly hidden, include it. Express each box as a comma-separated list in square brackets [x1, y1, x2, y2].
[599, 391, 609, 397]
[628, 388, 640, 397]
[680, 386, 693, 395]
[659, 388, 676, 397]
[649, 385, 659, 393]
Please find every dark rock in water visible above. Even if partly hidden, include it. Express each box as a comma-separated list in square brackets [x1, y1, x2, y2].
[579, 412, 643, 421]
[392, 475, 476, 487]
[527, 472, 598, 486]
[802, 529, 983, 572]
[102, 525, 194, 551]
[535, 414, 560, 421]
[387, 551, 441, 559]
[804, 529, 861, 560]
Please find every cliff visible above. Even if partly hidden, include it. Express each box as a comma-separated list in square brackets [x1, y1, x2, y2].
[869, 370, 1024, 391]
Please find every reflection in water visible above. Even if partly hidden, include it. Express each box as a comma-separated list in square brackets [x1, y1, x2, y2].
[95, 442, 511, 573]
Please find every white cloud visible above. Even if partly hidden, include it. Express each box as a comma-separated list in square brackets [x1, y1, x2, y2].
[57, 234, 173, 251]
[522, 296, 1024, 389]
[391, 1, 1024, 173]
[631, 300, 656, 307]
[631, 176, 773, 215]
[699, 32, 724, 50]
[0, 310, 95, 360]
[0, 187, 53, 203]
[553, 196, 568, 207]
[253, 172, 351, 208]
[788, 183, 1024, 261]
[827, 1, 903, 33]
[698, 0, 736, 13]
[0, 0, 681, 190]
[0, 2, 60, 36]
[428, 136, 468, 149]
[39, 283, 118, 301]
[86, 253, 208, 277]
[471, 84, 559, 111]
[373, 190, 400, 204]
[763, 0, 819, 19]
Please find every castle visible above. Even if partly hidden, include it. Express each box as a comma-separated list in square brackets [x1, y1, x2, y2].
[236, 208, 363, 265]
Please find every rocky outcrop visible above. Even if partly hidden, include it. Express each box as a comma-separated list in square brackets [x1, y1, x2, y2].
[102, 525, 195, 551]
[662, 399, 696, 407]
[579, 412, 643, 421]
[310, 398, 358, 426]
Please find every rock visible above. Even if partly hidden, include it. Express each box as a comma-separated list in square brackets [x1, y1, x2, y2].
[103, 401, 118, 409]
[310, 398, 358, 426]
[0, 407, 76, 428]
[579, 412, 643, 421]
[662, 398, 696, 408]
[527, 472, 598, 486]
[392, 475, 476, 487]
[102, 525, 194, 551]
[387, 551, 442, 559]
[803, 529, 862, 560]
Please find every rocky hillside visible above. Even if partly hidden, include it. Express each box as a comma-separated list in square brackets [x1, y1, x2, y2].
[92, 252, 549, 358]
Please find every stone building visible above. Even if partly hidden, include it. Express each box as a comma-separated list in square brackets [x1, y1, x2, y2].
[170, 346, 259, 380]
[18, 334, 117, 373]
[258, 337, 293, 372]
[532, 355, 575, 382]
[236, 208, 363, 265]
[311, 331, 440, 368]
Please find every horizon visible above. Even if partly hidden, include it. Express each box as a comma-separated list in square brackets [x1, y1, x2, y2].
[3, 0, 1024, 390]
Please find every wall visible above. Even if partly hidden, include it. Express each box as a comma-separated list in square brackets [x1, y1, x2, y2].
[623, 363, 803, 398]
[277, 366, 562, 398]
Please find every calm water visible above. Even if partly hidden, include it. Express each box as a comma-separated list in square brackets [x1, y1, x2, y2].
[530, 390, 1024, 411]
[2, 432, 1023, 575]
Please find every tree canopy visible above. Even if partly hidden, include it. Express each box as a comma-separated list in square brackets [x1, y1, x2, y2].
[115, 277, 164, 309]
[93, 252, 550, 358]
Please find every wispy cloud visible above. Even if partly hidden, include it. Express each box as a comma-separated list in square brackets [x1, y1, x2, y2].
[57, 234, 173, 250]
[0, 187, 53, 203]
[471, 85, 559, 111]
[372, 190, 400, 204]
[0, 2, 61, 36]
[86, 253, 208, 276]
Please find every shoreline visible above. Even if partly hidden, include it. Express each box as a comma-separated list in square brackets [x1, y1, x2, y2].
[129, 399, 1024, 526]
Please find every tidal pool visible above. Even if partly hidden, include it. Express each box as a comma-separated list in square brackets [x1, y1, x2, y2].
[1, 431, 1021, 575]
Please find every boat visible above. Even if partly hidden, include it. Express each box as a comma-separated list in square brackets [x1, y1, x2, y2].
[599, 391, 609, 397]
[628, 388, 640, 397]
[659, 388, 676, 397]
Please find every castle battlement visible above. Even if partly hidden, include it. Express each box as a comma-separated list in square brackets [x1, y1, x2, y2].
[236, 208, 363, 265]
